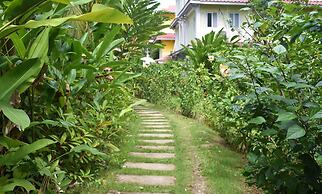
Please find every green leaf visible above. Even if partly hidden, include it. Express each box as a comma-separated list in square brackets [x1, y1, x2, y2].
[0, 103, 30, 130]
[311, 111, 322, 120]
[0, 179, 36, 192]
[23, 4, 132, 29]
[249, 116, 266, 125]
[0, 58, 42, 101]
[0, 136, 27, 149]
[0, 139, 55, 166]
[316, 81, 322, 87]
[93, 26, 121, 61]
[9, 32, 26, 58]
[106, 143, 120, 152]
[273, 45, 287, 55]
[70, 0, 93, 6]
[4, 0, 45, 20]
[276, 112, 297, 122]
[28, 28, 50, 60]
[71, 144, 107, 157]
[286, 124, 306, 140]
[247, 152, 258, 164]
[51, 0, 70, 4]
[119, 99, 146, 117]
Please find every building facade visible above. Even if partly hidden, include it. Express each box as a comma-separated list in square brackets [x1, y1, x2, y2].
[154, 6, 176, 63]
[172, 0, 251, 52]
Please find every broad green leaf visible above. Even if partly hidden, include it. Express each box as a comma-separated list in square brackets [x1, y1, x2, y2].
[249, 116, 266, 125]
[71, 144, 107, 157]
[70, 0, 93, 6]
[0, 139, 55, 166]
[316, 81, 322, 87]
[276, 112, 297, 122]
[0, 58, 41, 101]
[24, 4, 132, 29]
[28, 28, 50, 60]
[93, 26, 121, 61]
[0, 4, 132, 39]
[0, 179, 35, 192]
[273, 45, 287, 55]
[51, 0, 70, 4]
[247, 152, 258, 164]
[0, 137, 26, 149]
[9, 33, 26, 58]
[119, 99, 146, 117]
[262, 129, 277, 136]
[286, 124, 306, 140]
[311, 111, 322, 120]
[29, 120, 61, 127]
[0, 103, 30, 130]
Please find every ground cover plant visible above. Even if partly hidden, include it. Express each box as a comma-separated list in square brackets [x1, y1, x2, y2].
[0, 0, 166, 193]
[137, 1, 322, 193]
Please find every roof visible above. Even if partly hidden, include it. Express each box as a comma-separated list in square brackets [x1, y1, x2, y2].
[284, 0, 322, 5]
[196, 0, 321, 4]
[163, 5, 176, 12]
[155, 33, 176, 41]
[197, 0, 248, 3]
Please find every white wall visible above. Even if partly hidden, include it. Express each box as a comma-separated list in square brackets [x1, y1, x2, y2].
[173, 3, 252, 51]
[174, 26, 181, 51]
[185, 10, 196, 45]
[198, 4, 251, 41]
[176, 0, 189, 15]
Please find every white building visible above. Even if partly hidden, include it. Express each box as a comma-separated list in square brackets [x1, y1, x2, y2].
[171, 0, 251, 52]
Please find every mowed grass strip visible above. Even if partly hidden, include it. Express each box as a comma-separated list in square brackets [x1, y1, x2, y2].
[165, 112, 252, 194]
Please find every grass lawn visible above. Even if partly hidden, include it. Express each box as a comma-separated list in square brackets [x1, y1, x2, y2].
[151, 103, 254, 194]
[69, 103, 256, 194]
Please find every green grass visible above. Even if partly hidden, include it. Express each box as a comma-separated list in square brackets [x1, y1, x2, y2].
[149, 103, 253, 194]
[70, 102, 255, 194]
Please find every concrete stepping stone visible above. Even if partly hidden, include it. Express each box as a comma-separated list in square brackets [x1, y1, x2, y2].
[140, 129, 172, 133]
[140, 139, 175, 144]
[142, 121, 169, 123]
[129, 152, 175, 159]
[138, 133, 173, 138]
[141, 123, 169, 126]
[141, 117, 166, 120]
[136, 145, 175, 150]
[139, 113, 164, 116]
[142, 118, 168, 122]
[137, 110, 162, 114]
[116, 175, 176, 186]
[123, 162, 175, 171]
[144, 125, 171, 129]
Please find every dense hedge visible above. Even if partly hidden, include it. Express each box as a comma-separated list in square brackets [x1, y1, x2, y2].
[136, 1, 322, 193]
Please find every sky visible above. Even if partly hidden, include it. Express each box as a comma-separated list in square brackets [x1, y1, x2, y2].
[157, 0, 175, 9]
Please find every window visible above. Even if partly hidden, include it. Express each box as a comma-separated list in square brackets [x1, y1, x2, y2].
[207, 12, 218, 28]
[229, 13, 240, 28]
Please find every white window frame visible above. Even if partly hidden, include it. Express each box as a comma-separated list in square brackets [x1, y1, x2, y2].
[207, 12, 218, 28]
[229, 13, 241, 28]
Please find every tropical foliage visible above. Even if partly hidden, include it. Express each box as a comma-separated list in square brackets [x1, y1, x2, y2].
[137, 1, 322, 193]
[0, 0, 165, 193]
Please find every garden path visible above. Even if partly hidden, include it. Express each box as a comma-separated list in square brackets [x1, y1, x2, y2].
[108, 106, 176, 194]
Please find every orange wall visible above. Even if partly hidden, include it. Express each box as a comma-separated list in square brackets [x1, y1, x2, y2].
[160, 40, 175, 58]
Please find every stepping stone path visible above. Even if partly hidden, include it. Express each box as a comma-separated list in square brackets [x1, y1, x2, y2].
[109, 106, 176, 194]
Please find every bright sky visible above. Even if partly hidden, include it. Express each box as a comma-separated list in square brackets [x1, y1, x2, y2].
[157, 0, 175, 9]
